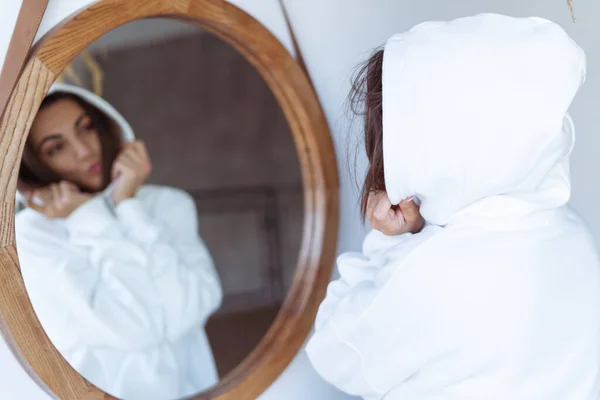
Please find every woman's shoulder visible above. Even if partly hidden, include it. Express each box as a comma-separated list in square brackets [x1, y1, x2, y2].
[138, 185, 193, 201]
[136, 185, 195, 212]
[15, 208, 67, 245]
[16, 208, 60, 232]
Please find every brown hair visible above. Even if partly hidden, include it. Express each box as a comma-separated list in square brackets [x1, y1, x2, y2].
[349, 49, 385, 221]
[18, 92, 122, 193]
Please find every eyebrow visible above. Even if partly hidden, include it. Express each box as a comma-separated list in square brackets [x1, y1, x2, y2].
[36, 112, 88, 151]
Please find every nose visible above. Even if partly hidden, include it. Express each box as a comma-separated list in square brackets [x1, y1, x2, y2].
[73, 138, 93, 160]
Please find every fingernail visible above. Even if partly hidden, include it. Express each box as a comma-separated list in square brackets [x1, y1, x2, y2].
[407, 196, 414, 203]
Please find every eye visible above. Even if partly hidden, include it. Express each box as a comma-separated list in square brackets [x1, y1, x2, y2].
[79, 117, 93, 133]
[46, 144, 64, 157]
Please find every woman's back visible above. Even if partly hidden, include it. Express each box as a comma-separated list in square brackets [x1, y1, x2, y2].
[308, 207, 600, 399]
[388, 208, 600, 399]
[308, 13, 600, 399]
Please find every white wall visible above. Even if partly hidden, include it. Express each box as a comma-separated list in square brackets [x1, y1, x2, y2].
[1, 1, 600, 399]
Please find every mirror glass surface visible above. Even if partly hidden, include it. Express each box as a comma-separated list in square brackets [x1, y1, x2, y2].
[15, 18, 303, 399]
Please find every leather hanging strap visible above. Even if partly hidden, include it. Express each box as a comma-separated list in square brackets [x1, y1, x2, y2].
[277, 0, 313, 85]
[0, 0, 49, 120]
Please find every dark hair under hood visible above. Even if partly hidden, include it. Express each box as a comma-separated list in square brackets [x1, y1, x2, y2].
[17, 82, 135, 207]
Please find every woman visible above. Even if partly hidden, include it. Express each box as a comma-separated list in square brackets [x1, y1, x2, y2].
[16, 83, 222, 399]
[307, 14, 600, 399]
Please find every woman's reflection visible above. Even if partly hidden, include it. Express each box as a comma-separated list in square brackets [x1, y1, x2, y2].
[15, 82, 222, 400]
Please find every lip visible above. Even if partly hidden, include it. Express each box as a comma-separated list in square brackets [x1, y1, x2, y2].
[88, 162, 103, 175]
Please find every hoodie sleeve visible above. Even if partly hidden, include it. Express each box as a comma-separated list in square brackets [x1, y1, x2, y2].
[113, 188, 222, 341]
[17, 197, 166, 352]
[306, 226, 448, 398]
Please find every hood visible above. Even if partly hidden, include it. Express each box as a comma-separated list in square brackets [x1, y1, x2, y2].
[47, 82, 135, 141]
[382, 13, 586, 226]
[16, 83, 135, 207]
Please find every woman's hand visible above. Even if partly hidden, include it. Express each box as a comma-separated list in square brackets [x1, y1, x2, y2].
[26, 181, 92, 219]
[366, 191, 425, 236]
[111, 141, 152, 205]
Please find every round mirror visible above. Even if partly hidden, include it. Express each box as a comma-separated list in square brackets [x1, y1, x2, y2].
[16, 17, 302, 399]
[0, 1, 338, 399]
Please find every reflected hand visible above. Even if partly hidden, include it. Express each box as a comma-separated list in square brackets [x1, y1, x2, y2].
[26, 181, 92, 219]
[111, 140, 152, 205]
[366, 191, 425, 236]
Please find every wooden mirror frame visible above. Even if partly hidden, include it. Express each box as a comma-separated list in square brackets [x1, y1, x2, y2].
[0, 0, 339, 399]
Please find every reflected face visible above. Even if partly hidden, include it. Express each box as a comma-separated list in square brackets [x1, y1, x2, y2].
[29, 98, 104, 192]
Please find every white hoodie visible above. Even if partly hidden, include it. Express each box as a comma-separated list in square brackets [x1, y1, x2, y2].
[307, 14, 600, 400]
[16, 83, 222, 400]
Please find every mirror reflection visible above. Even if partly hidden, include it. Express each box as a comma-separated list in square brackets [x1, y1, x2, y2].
[15, 18, 302, 399]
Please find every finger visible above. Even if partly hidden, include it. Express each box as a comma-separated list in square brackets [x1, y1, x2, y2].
[35, 187, 51, 203]
[121, 151, 140, 166]
[26, 200, 46, 214]
[119, 144, 135, 156]
[111, 153, 129, 178]
[384, 207, 405, 233]
[130, 141, 145, 157]
[59, 181, 77, 203]
[59, 181, 77, 194]
[374, 215, 403, 235]
[134, 141, 152, 171]
[51, 184, 60, 201]
[50, 185, 62, 212]
[372, 193, 393, 222]
[35, 187, 53, 204]
[392, 207, 406, 227]
[129, 150, 148, 169]
[111, 160, 121, 180]
[57, 182, 68, 202]
[119, 156, 138, 170]
[28, 190, 54, 216]
[25, 193, 44, 213]
[113, 153, 136, 171]
[118, 142, 136, 158]
[371, 195, 401, 234]
[124, 144, 142, 163]
[136, 141, 150, 161]
[366, 191, 385, 221]
[399, 197, 421, 222]
[114, 160, 136, 179]
[112, 159, 129, 180]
